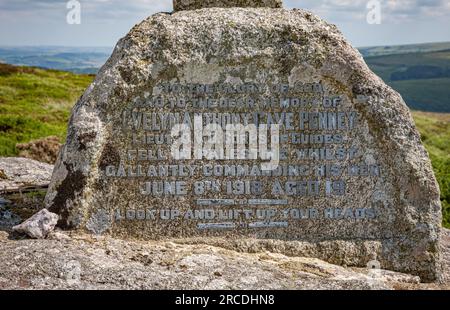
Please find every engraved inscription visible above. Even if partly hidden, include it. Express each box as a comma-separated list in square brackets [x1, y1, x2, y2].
[106, 82, 382, 230]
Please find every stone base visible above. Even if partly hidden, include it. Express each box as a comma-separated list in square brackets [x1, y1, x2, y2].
[1, 230, 449, 289]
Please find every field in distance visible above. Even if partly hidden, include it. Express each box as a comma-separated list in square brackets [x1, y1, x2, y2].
[0, 46, 112, 74]
[0, 63, 448, 227]
[364, 43, 450, 113]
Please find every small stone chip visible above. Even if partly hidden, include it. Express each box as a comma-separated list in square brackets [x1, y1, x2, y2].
[13, 209, 59, 239]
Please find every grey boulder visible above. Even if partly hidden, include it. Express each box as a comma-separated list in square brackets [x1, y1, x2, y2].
[0, 157, 54, 192]
[13, 209, 59, 239]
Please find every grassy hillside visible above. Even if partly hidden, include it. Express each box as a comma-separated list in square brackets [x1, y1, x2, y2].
[0, 63, 93, 156]
[412, 111, 450, 228]
[365, 50, 450, 112]
[0, 64, 449, 227]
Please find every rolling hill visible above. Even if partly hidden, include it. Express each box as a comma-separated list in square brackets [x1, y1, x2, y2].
[364, 48, 450, 112]
[359, 42, 450, 57]
[0, 46, 111, 74]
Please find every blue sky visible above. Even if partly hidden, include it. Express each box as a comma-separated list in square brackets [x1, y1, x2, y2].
[0, 0, 449, 47]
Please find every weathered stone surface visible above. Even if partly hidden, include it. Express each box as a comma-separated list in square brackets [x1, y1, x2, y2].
[441, 228, 450, 283]
[0, 157, 54, 192]
[44, 7, 442, 281]
[12, 209, 59, 239]
[1, 230, 449, 290]
[173, 0, 283, 11]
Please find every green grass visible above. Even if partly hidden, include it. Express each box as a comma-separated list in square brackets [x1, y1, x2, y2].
[0, 63, 93, 156]
[0, 64, 449, 227]
[412, 112, 450, 228]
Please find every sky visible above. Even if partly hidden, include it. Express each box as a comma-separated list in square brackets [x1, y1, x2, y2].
[0, 0, 449, 48]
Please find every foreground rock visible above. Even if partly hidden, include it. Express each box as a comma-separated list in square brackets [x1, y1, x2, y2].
[441, 228, 450, 283]
[0, 157, 54, 192]
[1, 230, 449, 290]
[12, 209, 59, 239]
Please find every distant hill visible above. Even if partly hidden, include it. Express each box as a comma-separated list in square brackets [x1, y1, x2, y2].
[359, 42, 450, 57]
[364, 48, 450, 112]
[0, 46, 111, 74]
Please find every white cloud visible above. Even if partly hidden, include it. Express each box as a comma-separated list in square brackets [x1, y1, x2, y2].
[286, 0, 450, 22]
[0, 0, 448, 22]
[0, 0, 449, 46]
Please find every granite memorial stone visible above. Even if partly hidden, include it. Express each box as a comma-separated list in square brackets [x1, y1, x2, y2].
[45, 0, 442, 281]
